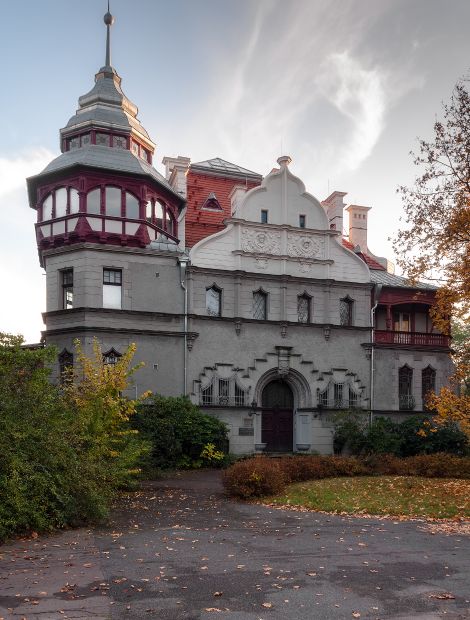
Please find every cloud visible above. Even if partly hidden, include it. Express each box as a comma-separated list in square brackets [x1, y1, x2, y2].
[316, 51, 386, 171]
[0, 148, 55, 198]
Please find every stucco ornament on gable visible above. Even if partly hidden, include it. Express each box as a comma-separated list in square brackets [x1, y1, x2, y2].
[287, 233, 324, 259]
[241, 228, 281, 255]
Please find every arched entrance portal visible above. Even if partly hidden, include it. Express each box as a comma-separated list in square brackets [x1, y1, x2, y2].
[261, 379, 294, 452]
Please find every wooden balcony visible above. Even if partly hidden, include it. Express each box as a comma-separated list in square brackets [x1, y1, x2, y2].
[375, 330, 449, 347]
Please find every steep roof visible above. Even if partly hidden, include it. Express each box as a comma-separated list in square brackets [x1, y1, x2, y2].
[190, 157, 262, 180]
[370, 270, 436, 290]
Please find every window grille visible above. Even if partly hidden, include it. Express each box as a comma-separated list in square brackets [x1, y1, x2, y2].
[200, 376, 249, 407]
[318, 380, 360, 409]
[103, 348, 121, 366]
[297, 294, 310, 323]
[398, 365, 414, 410]
[422, 366, 436, 410]
[253, 291, 267, 320]
[340, 297, 353, 326]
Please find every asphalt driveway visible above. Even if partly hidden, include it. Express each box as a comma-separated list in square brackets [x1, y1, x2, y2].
[0, 470, 469, 619]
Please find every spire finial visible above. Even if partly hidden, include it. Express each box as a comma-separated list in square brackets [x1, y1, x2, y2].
[104, 1, 115, 68]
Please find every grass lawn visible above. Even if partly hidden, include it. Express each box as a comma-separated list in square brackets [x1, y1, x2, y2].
[264, 476, 470, 519]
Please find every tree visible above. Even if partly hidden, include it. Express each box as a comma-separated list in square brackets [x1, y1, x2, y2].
[394, 80, 470, 433]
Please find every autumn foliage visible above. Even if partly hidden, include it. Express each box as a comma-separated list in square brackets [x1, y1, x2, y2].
[394, 80, 470, 433]
[0, 334, 147, 541]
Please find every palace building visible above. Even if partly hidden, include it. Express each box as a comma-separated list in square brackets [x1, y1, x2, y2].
[26, 10, 453, 454]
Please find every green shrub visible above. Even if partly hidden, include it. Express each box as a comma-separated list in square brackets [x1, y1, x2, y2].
[222, 456, 286, 498]
[133, 395, 229, 470]
[334, 412, 469, 457]
[0, 334, 147, 542]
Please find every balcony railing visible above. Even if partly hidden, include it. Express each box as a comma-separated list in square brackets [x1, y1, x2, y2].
[375, 330, 449, 347]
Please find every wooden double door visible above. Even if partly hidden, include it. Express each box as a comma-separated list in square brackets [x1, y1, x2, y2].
[261, 379, 294, 453]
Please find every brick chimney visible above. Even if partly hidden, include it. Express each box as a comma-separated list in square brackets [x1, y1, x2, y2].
[321, 191, 347, 233]
[162, 155, 190, 198]
[345, 204, 371, 251]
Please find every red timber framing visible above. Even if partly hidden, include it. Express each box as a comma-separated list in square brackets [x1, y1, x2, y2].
[185, 169, 261, 248]
[374, 286, 450, 349]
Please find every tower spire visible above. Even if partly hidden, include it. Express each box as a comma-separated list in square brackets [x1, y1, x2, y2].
[104, 1, 115, 69]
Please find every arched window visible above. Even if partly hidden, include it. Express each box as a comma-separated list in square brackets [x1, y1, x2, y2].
[297, 293, 311, 323]
[398, 365, 414, 410]
[70, 188, 80, 213]
[422, 366, 436, 410]
[103, 348, 122, 366]
[42, 194, 53, 220]
[105, 187, 121, 217]
[206, 285, 222, 317]
[253, 290, 268, 320]
[145, 201, 153, 222]
[340, 296, 354, 326]
[55, 187, 67, 217]
[58, 349, 73, 383]
[125, 192, 139, 219]
[155, 201, 164, 229]
[87, 188, 101, 214]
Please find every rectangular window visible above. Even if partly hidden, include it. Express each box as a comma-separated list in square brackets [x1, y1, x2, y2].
[261, 210, 268, 224]
[61, 269, 73, 309]
[206, 286, 222, 317]
[393, 312, 411, 332]
[299, 214, 306, 228]
[340, 298, 353, 326]
[103, 268, 122, 309]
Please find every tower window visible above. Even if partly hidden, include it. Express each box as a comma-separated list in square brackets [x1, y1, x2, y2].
[58, 349, 73, 383]
[87, 188, 101, 214]
[96, 133, 109, 146]
[105, 187, 121, 217]
[299, 214, 306, 228]
[61, 269, 74, 310]
[42, 194, 53, 220]
[340, 297, 354, 326]
[70, 188, 80, 213]
[253, 290, 267, 320]
[261, 210, 268, 224]
[113, 135, 127, 149]
[103, 268, 122, 309]
[55, 187, 68, 218]
[125, 192, 139, 219]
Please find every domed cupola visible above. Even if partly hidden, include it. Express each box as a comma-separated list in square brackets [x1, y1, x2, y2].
[27, 6, 185, 265]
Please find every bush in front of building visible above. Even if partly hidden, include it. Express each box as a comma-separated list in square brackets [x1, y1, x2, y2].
[333, 412, 469, 457]
[0, 334, 148, 542]
[133, 395, 229, 470]
[222, 453, 470, 498]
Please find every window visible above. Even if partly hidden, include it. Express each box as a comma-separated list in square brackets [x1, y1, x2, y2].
[299, 214, 306, 228]
[55, 187, 67, 217]
[317, 379, 360, 409]
[399, 365, 414, 410]
[146, 201, 153, 222]
[125, 192, 139, 219]
[42, 194, 53, 220]
[113, 135, 127, 149]
[422, 366, 436, 410]
[61, 269, 73, 309]
[96, 132, 109, 146]
[105, 187, 121, 217]
[340, 297, 353, 326]
[70, 188, 80, 213]
[394, 312, 411, 332]
[103, 268, 122, 309]
[297, 294, 311, 323]
[155, 201, 164, 229]
[253, 290, 267, 320]
[103, 348, 121, 366]
[261, 210, 268, 224]
[87, 188, 101, 214]
[58, 349, 73, 382]
[200, 376, 249, 406]
[206, 286, 222, 317]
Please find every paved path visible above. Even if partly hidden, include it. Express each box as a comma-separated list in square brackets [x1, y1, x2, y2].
[1, 470, 469, 619]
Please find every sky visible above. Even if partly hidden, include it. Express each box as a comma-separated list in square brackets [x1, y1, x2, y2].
[1, 0, 469, 343]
